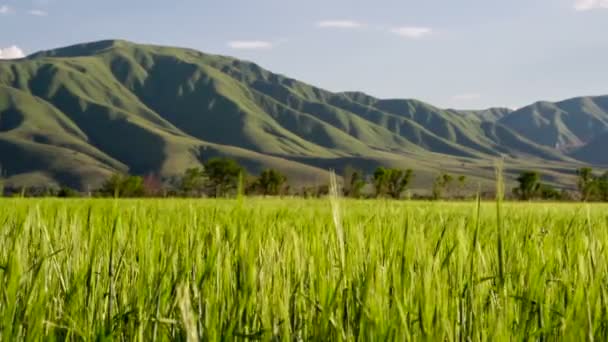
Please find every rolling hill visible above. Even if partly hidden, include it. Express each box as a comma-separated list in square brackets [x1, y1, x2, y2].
[0, 39, 606, 191]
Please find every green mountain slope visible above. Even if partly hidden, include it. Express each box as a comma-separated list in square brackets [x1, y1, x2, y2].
[0, 39, 604, 190]
[499, 96, 608, 149]
[570, 132, 608, 165]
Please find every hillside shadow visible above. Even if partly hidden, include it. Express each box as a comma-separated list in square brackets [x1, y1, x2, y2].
[0, 109, 24, 132]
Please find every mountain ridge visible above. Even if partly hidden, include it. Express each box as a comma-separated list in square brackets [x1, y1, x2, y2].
[0, 39, 606, 191]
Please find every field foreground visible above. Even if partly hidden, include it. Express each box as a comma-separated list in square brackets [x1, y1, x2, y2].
[1, 199, 608, 340]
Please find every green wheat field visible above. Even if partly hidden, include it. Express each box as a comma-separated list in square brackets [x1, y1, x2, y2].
[1, 198, 608, 341]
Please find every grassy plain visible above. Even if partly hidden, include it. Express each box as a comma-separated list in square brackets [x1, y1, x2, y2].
[1, 198, 608, 340]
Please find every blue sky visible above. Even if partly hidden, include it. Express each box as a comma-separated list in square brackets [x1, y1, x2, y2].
[0, 0, 607, 109]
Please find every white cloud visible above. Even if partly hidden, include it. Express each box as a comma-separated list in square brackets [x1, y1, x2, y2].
[574, 0, 608, 11]
[227, 41, 273, 50]
[0, 5, 13, 14]
[28, 9, 48, 16]
[0, 46, 25, 59]
[451, 93, 482, 101]
[390, 26, 433, 39]
[317, 20, 364, 29]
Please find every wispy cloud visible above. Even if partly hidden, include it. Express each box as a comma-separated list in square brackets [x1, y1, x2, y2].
[574, 0, 608, 11]
[28, 9, 48, 16]
[390, 26, 433, 39]
[0, 46, 25, 59]
[227, 41, 273, 50]
[451, 93, 482, 101]
[317, 20, 364, 29]
[0, 5, 13, 14]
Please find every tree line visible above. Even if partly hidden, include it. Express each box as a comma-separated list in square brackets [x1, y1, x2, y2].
[96, 158, 289, 198]
[0, 158, 290, 199]
[512, 168, 608, 201]
[1, 158, 607, 201]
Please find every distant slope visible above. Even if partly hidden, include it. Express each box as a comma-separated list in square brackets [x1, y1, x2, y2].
[456, 107, 513, 122]
[0, 39, 604, 190]
[570, 132, 608, 165]
[499, 96, 608, 149]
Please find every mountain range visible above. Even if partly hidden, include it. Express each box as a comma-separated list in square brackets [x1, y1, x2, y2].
[0, 39, 606, 191]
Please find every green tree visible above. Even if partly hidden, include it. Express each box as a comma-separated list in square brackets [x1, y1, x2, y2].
[539, 183, 561, 200]
[457, 175, 467, 198]
[100, 173, 145, 198]
[513, 171, 541, 200]
[100, 173, 123, 197]
[374, 168, 414, 199]
[577, 167, 597, 201]
[122, 176, 145, 197]
[57, 187, 80, 198]
[597, 172, 608, 202]
[256, 169, 287, 196]
[373, 167, 390, 197]
[203, 157, 245, 198]
[393, 169, 414, 199]
[180, 168, 206, 197]
[343, 166, 366, 198]
[432, 173, 454, 200]
[380, 168, 414, 199]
